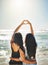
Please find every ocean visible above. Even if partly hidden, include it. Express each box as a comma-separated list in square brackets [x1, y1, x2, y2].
[0, 30, 48, 65]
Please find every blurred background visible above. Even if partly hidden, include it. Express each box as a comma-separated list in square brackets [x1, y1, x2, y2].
[0, 0, 48, 65]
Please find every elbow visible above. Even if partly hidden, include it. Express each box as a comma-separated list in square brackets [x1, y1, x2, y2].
[21, 58, 25, 62]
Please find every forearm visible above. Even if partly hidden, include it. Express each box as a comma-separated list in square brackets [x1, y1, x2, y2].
[14, 24, 23, 33]
[10, 24, 23, 42]
[10, 57, 37, 64]
[30, 23, 34, 35]
[10, 57, 20, 62]
[22, 59, 37, 64]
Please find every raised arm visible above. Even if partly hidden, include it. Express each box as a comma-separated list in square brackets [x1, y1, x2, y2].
[26, 20, 34, 35]
[10, 20, 25, 43]
[14, 21, 25, 33]
[29, 22, 34, 35]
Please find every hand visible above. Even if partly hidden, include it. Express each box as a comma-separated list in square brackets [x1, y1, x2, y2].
[23, 20, 29, 24]
[20, 20, 25, 25]
[10, 57, 13, 60]
[21, 20, 31, 25]
[19, 57, 22, 61]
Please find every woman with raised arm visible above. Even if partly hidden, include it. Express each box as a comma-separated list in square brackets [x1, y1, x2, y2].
[24, 20, 37, 65]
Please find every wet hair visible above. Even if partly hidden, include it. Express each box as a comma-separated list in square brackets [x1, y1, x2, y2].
[11, 32, 25, 53]
[25, 33, 37, 59]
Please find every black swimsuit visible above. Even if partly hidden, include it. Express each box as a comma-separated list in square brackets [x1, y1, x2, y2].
[9, 48, 23, 65]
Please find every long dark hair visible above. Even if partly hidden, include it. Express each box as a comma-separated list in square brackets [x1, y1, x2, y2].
[11, 32, 25, 53]
[25, 33, 37, 59]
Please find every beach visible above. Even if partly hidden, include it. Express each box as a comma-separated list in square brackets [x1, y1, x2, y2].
[0, 31, 48, 65]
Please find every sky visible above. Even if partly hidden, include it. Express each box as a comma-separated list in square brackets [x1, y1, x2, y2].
[0, 0, 48, 32]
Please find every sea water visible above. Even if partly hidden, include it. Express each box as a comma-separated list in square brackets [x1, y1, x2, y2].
[0, 31, 48, 65]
